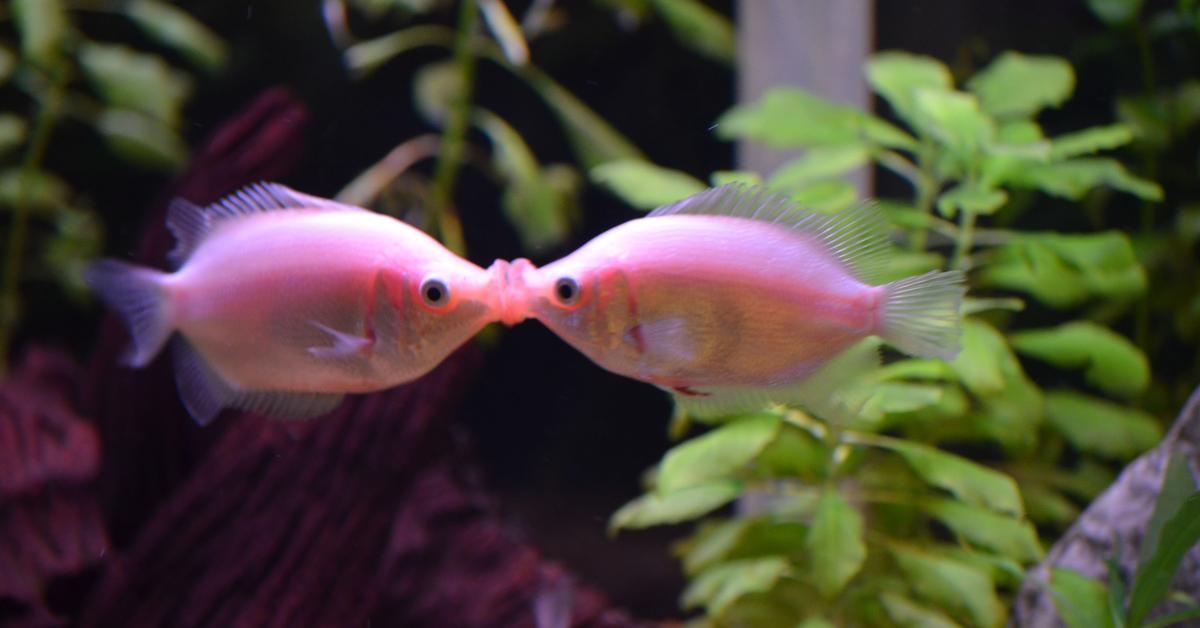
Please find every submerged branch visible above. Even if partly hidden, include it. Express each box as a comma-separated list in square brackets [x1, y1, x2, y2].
[336, 134, 442, 208]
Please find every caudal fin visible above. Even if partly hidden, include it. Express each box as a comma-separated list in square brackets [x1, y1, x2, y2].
[879, 270, 966, 360]
[84, 259, 173, 367]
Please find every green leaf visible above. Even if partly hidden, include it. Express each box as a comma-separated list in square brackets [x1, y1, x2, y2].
[13, 0, 67, 69]
[646, 0, 735, 64]
[807, 488, 866, 597]
[1010, 322, 1150, 398]
[859, 382, 947, 418]
[717, 88, 866, 148]
[682, 557, 790, 615]
[1106, 553, 1127, 626]
[125, 0, 228, 72]
[710, 170, 762, 187]
[890, 544, 1004, 628]
[754, 425, 827, 480]
[866, 52, 953, 126]
[936, 183, 1008, 218]
[1022, 484, 1080, 526]
[979, 232, 1147, 308]
[0, 47, 17, 85]
[1050, 125, 1134, 160]
[1087, 0, 1144, 25]
[0, 114, 29, 156]
[797, 619, 837, 628]
[478, 0, 528, 65]
[681, 519, 750, 575]
[525, 73, 646, 168]
[945, 319, 1044, 452]
[875, 358, 957, 383]
[1117, 94, 1170, 149]
[873, 435, 1024, 516]
[1127, 493, 1200, 625]
[1050, 568, 1116, 628]
[789, 179, 858, 213]
[967, 52, 1075, 119]
[922, 498, 1043, 562]
[476, 110, 577, 250]
[659, 414, 781, 493]
[505, 164, 578, 251]
[44, 206, 102, 300]
[1139, 456, 1198, 586]
[590, 159, 707, 210]
[880, 592, 963, 628]
[951, 319, 1009, 396]
[609, 481, 741, 531]
[864, 115, 919, 149]
[413, 60, 461, 127]
[1043, 391, 1162, 459]
[343, 25, 457, 77]
[911, 89, 995, 159]
[767, 146, 870, 190]
[95, 108, 188, 170]
[78, 42, 193, 126]
[1005, 157, 1163, 201]
[681, 517, 809, 575]
[0, 168, 70, 211]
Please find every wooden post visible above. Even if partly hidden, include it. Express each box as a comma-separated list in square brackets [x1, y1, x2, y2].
[736, 0, 875, 195]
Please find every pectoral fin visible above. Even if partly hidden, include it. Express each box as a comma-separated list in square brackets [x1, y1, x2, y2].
[630, 318, 696, 363]
[308, 321, 373, 359]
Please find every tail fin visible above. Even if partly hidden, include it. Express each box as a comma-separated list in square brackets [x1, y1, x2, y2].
[879, 270, 965, 360]
[85, 259, 174, 367]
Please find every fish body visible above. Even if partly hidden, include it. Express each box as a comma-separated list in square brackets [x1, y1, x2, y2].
[87, 183, 505, 424]
[505, 185, 965, 417]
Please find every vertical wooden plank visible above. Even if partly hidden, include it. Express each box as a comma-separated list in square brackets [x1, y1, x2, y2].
[736, 0, 875, 195]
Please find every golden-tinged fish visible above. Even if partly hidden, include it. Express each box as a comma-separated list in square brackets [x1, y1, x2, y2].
[87, 183, 507, 425]
[503, 185, 966, 418]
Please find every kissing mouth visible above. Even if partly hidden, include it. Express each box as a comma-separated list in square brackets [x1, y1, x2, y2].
[486, 258, 539, 327]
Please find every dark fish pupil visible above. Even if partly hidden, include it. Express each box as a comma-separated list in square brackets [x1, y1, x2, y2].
[556, 279, 577, 302]
[421, 279, 448, 305]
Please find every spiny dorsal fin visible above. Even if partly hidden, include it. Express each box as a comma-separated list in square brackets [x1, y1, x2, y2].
[166, 182, 365, 266]
[648, 184, 893, 285]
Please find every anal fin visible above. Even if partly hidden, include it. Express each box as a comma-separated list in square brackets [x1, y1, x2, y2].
[670, 338, 881, 421]
[232, 390, 345, 420]
[173, 338, 344, 425]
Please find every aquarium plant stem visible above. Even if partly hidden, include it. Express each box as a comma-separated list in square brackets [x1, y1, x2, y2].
[909, 148, 938, 253]
[0, 71, 64, 373]
[952, 209, 977, 271]
[428, 0, 480, 256]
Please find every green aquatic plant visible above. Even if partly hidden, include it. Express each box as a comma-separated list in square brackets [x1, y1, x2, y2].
[0, 0, 226, 371]
[1050, 455, 1200, 628]
[324, 0, 733, 254]
[596, 50, 1164, 627]
[1079, 0, 1200, 414]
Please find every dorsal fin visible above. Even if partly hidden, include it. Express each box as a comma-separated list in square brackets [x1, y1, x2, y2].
[166, 182, 364, 266]
[648, 184, 893, 284]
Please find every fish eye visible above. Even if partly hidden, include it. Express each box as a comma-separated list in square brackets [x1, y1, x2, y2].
[554, 276, 580, 305]
[420, 276, 450, 308]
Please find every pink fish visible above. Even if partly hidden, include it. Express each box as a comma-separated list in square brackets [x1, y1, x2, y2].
[503, 185, 965, 418]
[87, 183, 506, 425]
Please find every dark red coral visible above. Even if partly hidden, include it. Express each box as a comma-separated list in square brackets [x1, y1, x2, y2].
[0, 349, 108, 627]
